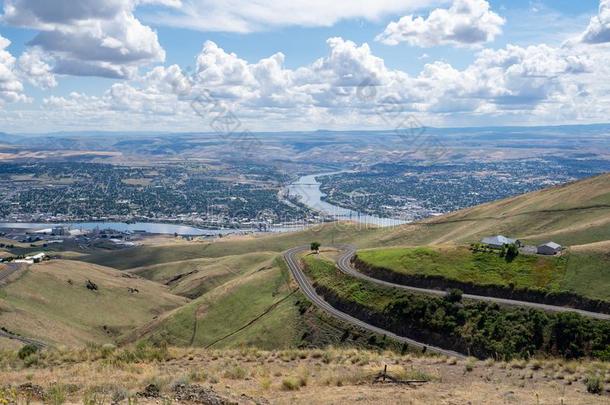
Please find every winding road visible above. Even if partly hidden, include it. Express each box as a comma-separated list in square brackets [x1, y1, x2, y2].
[335, 245, 610, 321]
[283, 246, 465, 358]
[284, 244, 610, 359]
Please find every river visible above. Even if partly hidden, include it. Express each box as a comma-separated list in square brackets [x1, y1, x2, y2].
[286, 173, 407, 228]
[1, 172, 405, 235]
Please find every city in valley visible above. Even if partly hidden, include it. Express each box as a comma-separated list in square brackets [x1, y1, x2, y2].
[1, 1, 610, 404]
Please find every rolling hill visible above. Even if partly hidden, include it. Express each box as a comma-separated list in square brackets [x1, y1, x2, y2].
[372, 173, 610, 248]
[2, 173, 609, 351]
[0, 260, 187, 346]
[69, 173, 610, 350]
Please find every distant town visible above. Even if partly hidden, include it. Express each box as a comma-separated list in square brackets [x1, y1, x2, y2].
[318, 157, 610, 221]
[0, 162, 317, 228]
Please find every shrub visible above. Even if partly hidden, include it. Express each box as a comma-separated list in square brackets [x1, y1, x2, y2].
[23, 353, 39, 367]
[259, 377, 272, 390]
[281, 377, 306, 391]
[47, 384, 67, 405]
[100, 344, 116, 358]
[445, 289, 463, 303]
[223, 365, 247, 380]
[18, 344, 39, 360]
[505, 244, 519, 262]
[585, 374, 603, 394]
[111, 387, 128, 404]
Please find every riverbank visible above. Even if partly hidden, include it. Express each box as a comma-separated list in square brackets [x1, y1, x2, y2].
[286, 173, 407, 228]
[0, 221, 313, 237]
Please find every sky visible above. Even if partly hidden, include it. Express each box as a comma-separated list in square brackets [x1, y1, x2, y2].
[0, 0, 609, 133]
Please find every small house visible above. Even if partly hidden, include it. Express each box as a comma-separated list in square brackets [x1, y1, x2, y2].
[537, 242, 562, 256]
[481, 235, 522, 249]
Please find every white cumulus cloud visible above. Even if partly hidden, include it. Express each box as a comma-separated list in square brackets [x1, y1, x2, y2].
[18, 46, 57, 89]
[2, 0, 166, 79]
[376, 0, 505, 47]
[579, 0, 610, 44]
[0, 35, 28, 105]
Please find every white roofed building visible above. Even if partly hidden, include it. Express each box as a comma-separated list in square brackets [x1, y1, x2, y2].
[481, 235, 521, 249]
[537, 242, 562, 256]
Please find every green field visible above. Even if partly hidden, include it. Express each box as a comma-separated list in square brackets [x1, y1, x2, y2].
[562, 252, 610, 301]
[357, 246, 567, 290]
[356, 246, 610, 301]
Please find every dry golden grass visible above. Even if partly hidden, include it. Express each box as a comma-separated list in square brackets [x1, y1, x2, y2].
[572, 240, 610, 253]
[0, 260, 187, 346]
[0, 347, 608, 404]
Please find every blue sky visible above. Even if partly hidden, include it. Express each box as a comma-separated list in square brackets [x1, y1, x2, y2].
[0, 0, 609, 132]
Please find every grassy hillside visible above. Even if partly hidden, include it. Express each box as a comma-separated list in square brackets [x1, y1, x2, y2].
[128, 258, 397, 351]
[356, 246, 610, 302]
[14, 173, 607, 351]
[303, 255, 610, 360]
[0, 261, 187, 346]
[131, 259, 301, 349]
[357, 246, 567, 291]
[128, 252, 278, 298]
[371, 173, 610, 247]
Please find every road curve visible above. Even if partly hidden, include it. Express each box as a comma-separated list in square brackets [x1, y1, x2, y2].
[336, 245, 610, 321]
[283, 246, 466, 358]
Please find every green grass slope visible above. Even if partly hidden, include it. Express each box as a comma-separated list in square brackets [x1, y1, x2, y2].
[357, 246, 567, 291]
[357, 246, 610, 301]
[0, 261, 187, 346]
[128, 252, 278, 298]
[128, 259, 304, 349]
[302, 255, 610, 360]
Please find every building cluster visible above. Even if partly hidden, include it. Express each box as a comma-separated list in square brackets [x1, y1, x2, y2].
[481, 235, 563, 256]
[13, 253, 48, 265]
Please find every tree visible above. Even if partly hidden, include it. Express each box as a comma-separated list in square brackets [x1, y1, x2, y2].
[505, 243, 519, 262]
[445, 289, 463, 303]
[310, 242, 321, 253]
[18, 344, 39, 360]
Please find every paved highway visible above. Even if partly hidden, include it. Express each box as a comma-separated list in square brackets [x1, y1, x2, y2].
[335, 245, 610, 321]
[283, 246, 466, 358]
